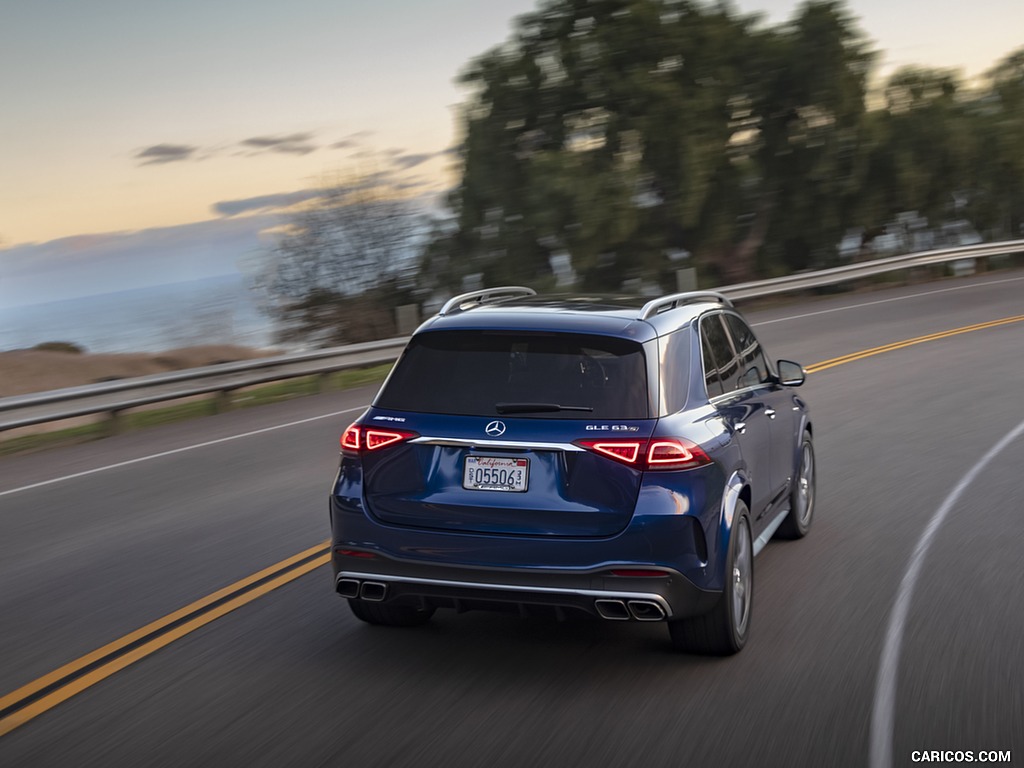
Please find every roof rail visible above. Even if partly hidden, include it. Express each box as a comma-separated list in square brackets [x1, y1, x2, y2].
[438, 286, 537, 316]
[638, 291, 732, 320]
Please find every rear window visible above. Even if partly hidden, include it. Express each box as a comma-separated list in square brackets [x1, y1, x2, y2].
[376, 331, 649, 419]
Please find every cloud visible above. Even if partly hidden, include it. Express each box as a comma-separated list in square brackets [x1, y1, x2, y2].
[134, 144, 199, 165]
[213, 188, 325, 217]
[132, 128, 391, 167]
[331, 130, 374, 150]
[239, 132, 318, 156]
[392, 152, 435, 170]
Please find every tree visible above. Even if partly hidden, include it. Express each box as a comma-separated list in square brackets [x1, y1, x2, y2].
[251, 168, 422, 346]
[424, 0, 875, 292]
[975, 48, 1024, 238]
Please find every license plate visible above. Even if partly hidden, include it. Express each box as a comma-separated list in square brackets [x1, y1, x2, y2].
[463, 456, 529, 492]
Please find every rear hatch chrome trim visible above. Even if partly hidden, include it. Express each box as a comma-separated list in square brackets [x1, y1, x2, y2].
[409, 436, 584, 452]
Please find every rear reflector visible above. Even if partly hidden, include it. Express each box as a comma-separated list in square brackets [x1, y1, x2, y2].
[335, 549, 377, 559]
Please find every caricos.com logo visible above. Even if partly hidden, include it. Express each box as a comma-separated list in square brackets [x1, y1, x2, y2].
[911, 750, 1011, 763]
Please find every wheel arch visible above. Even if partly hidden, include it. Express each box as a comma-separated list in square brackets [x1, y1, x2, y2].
[709, 470, 750, 590]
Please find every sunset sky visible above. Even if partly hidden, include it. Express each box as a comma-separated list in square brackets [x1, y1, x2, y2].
[1, 0, 1021, 305]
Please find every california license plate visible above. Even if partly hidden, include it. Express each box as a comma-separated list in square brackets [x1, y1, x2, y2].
[463, 456, 529, 492]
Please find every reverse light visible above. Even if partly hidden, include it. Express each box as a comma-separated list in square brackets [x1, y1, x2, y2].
[575, 438, 711, 471]
[340, 423, 419, 453]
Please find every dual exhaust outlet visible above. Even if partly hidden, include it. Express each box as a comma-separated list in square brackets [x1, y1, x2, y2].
[594, 598, 667, 622]
[337, 578, 387, 601]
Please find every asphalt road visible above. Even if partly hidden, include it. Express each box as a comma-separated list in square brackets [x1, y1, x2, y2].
[1, 271, 1022, 767]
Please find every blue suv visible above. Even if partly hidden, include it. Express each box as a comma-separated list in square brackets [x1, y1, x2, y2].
[330, 287, 813, 654]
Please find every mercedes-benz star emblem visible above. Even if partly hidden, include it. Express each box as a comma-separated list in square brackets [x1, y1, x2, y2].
[485, 420, 506, 437]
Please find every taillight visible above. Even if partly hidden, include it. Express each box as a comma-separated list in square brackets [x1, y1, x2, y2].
[645, 439, 710, 470]
[577, 440, 642, 464]
[340, 423, 419, 453]
[575, 438, 710, 470]
[341, 425, 361, 451]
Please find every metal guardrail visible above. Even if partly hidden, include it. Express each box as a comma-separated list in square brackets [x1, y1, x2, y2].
[718, 239, 1023, 300]
[1, 239, 1021, 432]
[0, 337, 408, 431]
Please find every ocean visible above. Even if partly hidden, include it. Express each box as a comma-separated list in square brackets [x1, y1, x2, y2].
[0, 275, 277, 354]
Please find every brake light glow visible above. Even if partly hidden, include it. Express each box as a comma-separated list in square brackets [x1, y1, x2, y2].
[575, 437, 711, 470]
[340, 423, 419, 453]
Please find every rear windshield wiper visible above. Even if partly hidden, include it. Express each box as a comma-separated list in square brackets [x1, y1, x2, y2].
[495, 402, 594, 414]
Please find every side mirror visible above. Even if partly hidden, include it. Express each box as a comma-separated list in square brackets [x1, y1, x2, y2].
[777, 360, 806, 387]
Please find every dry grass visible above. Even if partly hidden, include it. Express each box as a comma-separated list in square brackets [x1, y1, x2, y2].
[0, 345, 276, 398]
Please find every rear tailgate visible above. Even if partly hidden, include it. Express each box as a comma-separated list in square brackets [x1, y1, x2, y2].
[364, 328, 654, 537]
[362, 414, 657, 537]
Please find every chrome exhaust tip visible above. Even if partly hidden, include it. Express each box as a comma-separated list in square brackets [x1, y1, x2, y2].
[594, 599, 630, 621]
[627, 600, 666, 621]
[336, 578, 361, 598]
[360, 581, 387, 601]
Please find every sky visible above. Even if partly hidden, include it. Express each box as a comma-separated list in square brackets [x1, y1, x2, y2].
[1, 0, 1022, 306]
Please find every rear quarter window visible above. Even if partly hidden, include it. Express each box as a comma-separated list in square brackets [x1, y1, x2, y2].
[376, 331, 649, 419]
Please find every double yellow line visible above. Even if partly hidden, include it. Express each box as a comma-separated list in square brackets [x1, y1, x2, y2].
[806, 315, 1024, 374]
[1, 313, 1022, 738]
[0, 542, 330, 737]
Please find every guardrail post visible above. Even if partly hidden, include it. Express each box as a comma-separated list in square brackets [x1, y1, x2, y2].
[108, 409, 125, 436]
[213, 389, 233, 414]
[316, 372, 333, 394]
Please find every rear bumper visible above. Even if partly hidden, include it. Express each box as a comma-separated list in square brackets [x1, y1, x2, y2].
[332, 551, 720, 621]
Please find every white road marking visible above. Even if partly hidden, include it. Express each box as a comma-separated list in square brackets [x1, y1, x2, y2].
[0, 406, 366, 499]
[869, 417, 1024, 768]
[751, 275, 1024, 326]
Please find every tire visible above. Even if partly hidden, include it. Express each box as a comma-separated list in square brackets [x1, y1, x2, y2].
[775, 431, 815, 540]
[668, 503, 753, 655]
[348, 599, 435, 627]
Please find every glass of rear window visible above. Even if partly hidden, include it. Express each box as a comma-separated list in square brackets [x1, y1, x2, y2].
[376, 331, 649, 419]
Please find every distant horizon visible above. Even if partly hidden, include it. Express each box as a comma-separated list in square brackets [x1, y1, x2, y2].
[1, 271, 250, 311]
[0, 274, 272, 354]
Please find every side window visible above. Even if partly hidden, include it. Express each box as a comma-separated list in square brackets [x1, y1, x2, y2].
[660, 329, 691, 413]
[724, 314, 772, 389]
[700, 314, 740, 395]
[700, 332, 724, 398]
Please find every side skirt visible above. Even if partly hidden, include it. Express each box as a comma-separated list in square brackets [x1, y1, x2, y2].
[753, 507, 789, 556]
